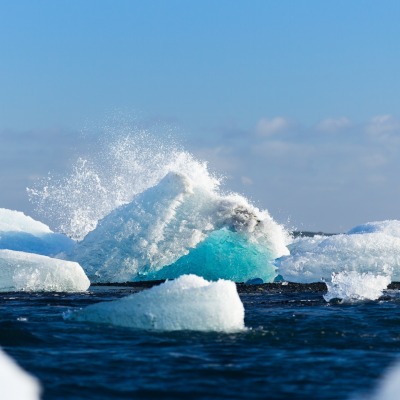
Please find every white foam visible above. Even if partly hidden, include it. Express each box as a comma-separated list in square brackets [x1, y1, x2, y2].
[0, 249, 90, 292]
[323, 271, 390, 302]
[276, 221, 400, 283]
[0, 208, 74, 256]
[0, 348, 41, 400]
[67, 274, 245, 332]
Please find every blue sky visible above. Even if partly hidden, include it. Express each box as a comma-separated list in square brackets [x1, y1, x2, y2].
[1, 0, 400, 232]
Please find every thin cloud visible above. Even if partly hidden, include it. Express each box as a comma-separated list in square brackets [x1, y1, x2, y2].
[255, 117, 290, 137]
[366, 115, 400, 138]
[316, 117, 351, 133]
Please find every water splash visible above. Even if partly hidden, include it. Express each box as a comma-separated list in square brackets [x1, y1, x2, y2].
[323, 270, 391, 302]
[28, 129, 220, 241]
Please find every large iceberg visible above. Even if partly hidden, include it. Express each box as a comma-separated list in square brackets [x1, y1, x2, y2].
[70, 171, 289, 283]
[0, 249, 90, 292]
[0, 348, 41, 400]
[276, 220, 400, 283]
[67, 274, 245, 332]
[0, 208, 74, 256]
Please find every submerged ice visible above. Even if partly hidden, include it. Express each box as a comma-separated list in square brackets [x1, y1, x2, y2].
[276, 220, 400, 283]
[67, 274, 245, 332]
[0, 249, 90, 292]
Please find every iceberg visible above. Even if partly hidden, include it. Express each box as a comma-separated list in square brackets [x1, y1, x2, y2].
[70, 171, 289, 283]
[0, 208, 74, 256]
[0, 249, 90, 292]
[276, 220, 400, 283]
[0, 348, 41, 400]
[67, 274, 245, 332]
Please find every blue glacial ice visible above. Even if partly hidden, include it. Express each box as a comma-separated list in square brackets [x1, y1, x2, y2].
[276, 220, 400, 283]
[67, 274, 245, 332]
[0, 249, 90, 292]
[0, 208, 74, 256]
[0, 348, 41, 400]
[69, 171, 289, 283]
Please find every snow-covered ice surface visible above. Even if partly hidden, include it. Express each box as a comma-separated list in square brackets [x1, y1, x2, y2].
[276, 220, 400, 283]
[0, 249, 90, 292]
[70, 171, 288, 283]
[0, 208, 74, 256]
[0, 348, 41, 400]
[67, 274, 245, 332]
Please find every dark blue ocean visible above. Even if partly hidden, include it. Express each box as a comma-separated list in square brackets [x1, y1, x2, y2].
[1, 283, 399, 399]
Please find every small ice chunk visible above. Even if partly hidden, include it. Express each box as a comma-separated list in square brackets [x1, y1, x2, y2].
[0, 208, 74, 256]
[0, 249, 90, 292]
[0, 348, 41, 400]
[323, 271, 390, 302]
[68, 274, 245, 331]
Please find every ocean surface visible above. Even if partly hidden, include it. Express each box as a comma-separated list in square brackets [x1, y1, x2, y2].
[2, 282, 400, 400]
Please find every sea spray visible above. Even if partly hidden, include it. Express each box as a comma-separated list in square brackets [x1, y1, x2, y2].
[323, 271, 391, 302]
[28, 131, 205, 241]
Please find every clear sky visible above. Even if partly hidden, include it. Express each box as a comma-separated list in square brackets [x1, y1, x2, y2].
[1, 0, 399, 232]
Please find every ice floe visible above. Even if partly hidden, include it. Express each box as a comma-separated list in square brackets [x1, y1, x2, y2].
[67, 274, 245, 331]
[276, 221, 400, 283]
[0, 249, 90, 292]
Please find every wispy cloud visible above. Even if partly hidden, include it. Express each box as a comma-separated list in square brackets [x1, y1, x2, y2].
[366, 115, 400, 139]
[316, 117, 351, 133]
[255, 117, 290, 137]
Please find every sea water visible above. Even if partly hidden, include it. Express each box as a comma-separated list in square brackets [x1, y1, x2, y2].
[2, 283, 400, 399]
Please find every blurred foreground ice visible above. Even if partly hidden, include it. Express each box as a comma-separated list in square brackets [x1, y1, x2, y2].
[0, 348, 41, 400]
